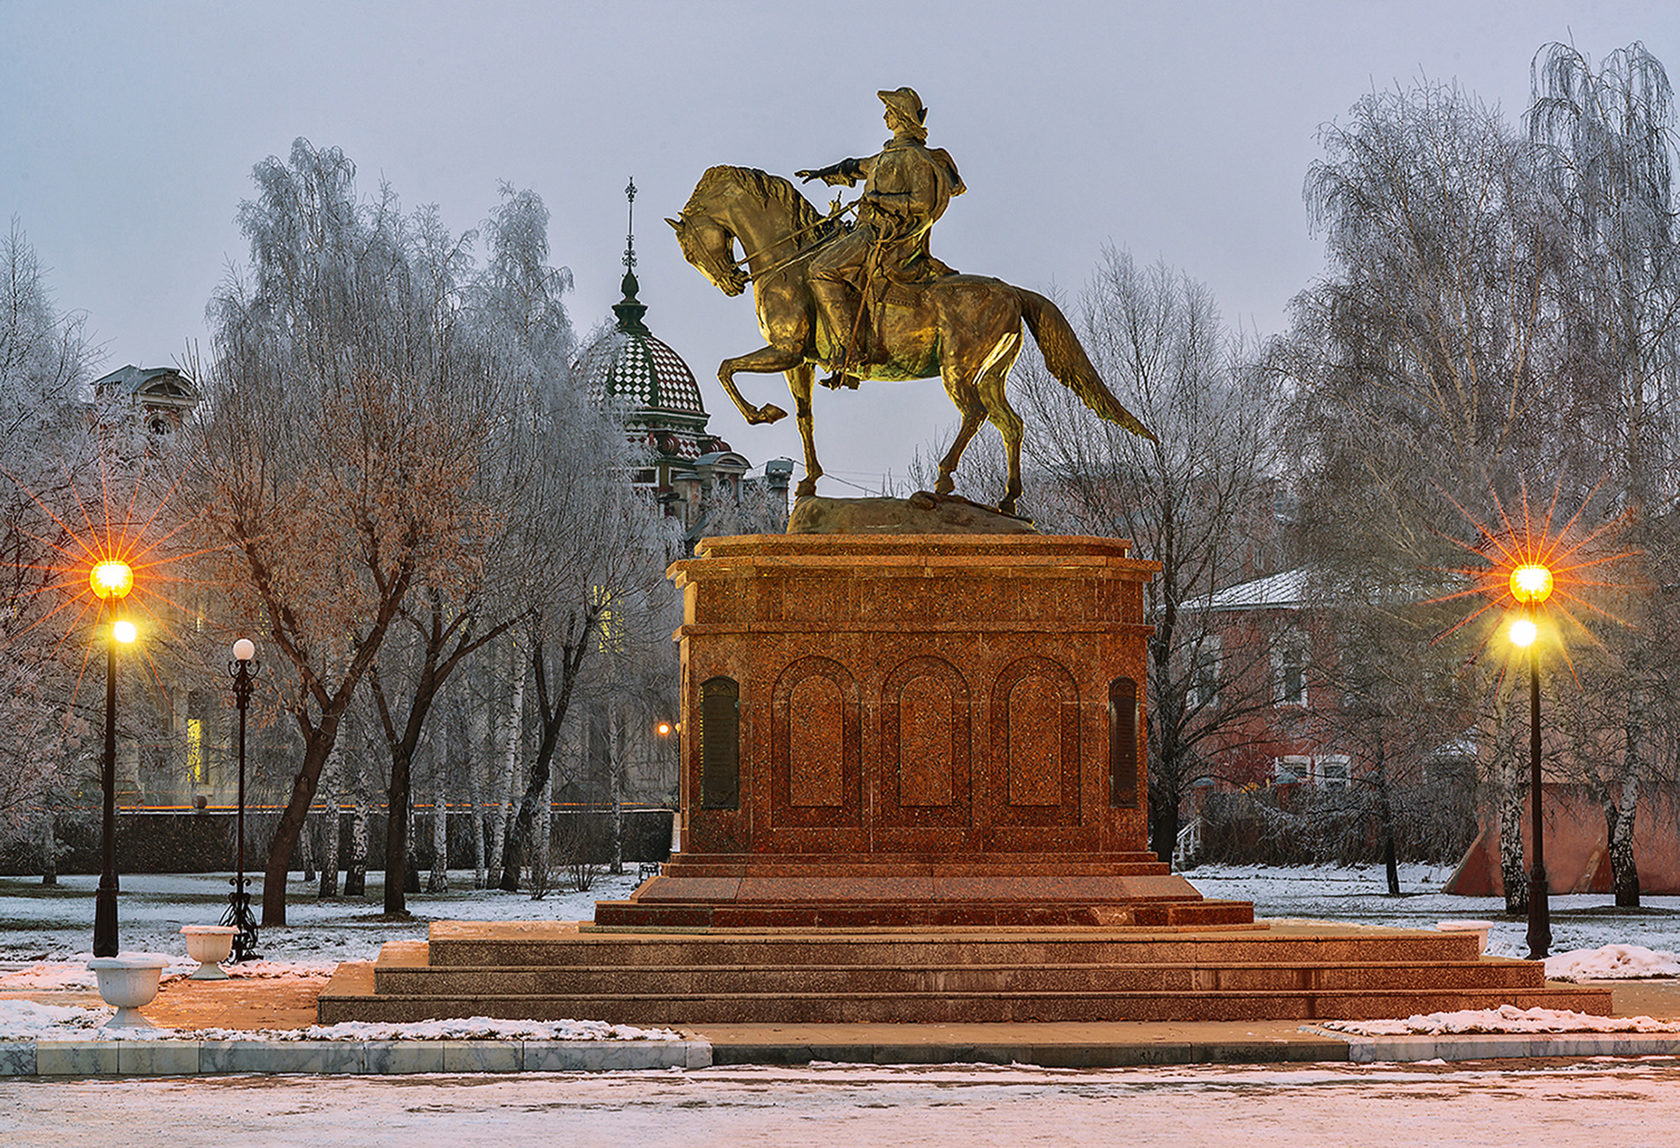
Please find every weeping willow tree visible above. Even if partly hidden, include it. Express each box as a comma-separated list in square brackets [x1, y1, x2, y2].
[1529, 41, 1680, 907]
[1281, 78, 1579, 912]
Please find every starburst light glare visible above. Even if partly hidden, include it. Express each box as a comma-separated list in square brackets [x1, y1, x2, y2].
[1510, 563, 1554, 605]
[112, 620, 137, 644]
[1510, 617, 1539, 648]
[90, 560, 134, 601]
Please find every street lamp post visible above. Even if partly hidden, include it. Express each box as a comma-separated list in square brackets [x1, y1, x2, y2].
[90, 559, 135, 958]
[1510, 562, 1554, 961]
[221, 638, 260, 962]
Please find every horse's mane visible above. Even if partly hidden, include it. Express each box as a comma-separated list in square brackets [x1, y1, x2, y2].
[684, 166, 838, 247]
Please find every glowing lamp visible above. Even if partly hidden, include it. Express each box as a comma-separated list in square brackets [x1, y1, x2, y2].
[656, 721, 672, 737]
[1510, 617, 1539, 648]
[112, 620, 137, 644]
[1510, 563, 1554, 605]
[90, 560, 134, 601]
[232, 638, 256, 662]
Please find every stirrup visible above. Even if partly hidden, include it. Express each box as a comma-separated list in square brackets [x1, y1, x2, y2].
[819, 369, 861, 391]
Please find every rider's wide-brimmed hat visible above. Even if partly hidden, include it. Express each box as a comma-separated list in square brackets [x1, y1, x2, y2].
[877, 87, 927, 125]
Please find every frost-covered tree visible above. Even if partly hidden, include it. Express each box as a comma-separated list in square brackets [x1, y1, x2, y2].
[1529, 41, 1680, 907]
[192, 140, 522, 925]
[1283, 79, 1577, 911]
[0, 221, 98, 856]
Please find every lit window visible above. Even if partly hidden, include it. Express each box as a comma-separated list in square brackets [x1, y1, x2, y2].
[187, 718, 204, 783]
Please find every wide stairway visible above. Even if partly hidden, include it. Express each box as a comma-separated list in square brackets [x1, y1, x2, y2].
[317, 920, 1612, 1025]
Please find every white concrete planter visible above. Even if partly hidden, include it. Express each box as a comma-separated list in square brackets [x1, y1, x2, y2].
[181, 925, 237, 980]
[87, 955, 171, 1027]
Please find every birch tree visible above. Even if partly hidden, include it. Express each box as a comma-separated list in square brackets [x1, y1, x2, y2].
[0, 221, 97, 854]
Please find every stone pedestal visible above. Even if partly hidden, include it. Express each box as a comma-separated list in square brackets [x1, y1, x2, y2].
[596, 534, 1251, 928]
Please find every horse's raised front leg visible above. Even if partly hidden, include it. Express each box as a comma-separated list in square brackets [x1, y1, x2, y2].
[718, 345, 806, 424]
[786, 363, 822, 498]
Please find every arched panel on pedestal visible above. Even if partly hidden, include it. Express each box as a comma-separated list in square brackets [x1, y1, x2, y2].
[770, 656, 861, 828]
[988, 656, 1081, 827]
[880, 655, 971, 828]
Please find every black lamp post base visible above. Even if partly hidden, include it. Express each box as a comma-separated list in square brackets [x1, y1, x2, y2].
[93, 882, 119, 958]
[1526, 866, 1551, 962]
[221, 879, 261, 963]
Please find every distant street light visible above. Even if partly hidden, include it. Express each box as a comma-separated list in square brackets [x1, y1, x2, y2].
[90, 559, 134, 957]
[1509, 562, 1554, 961]
[222, 638, 261, 962]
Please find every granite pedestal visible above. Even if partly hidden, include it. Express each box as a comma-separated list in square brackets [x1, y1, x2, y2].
[595, 534, 1250, 929]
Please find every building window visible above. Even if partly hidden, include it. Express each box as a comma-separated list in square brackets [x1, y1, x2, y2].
[1187, 635, 1221, 711]
[1316, 755, 1351, 791]
[1274, 630, 1308, 707]
[1273, 755, 1310, 785]
[187, 718, 205, 783]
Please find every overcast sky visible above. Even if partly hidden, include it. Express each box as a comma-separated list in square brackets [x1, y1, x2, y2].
[3, 0, 1677, 493]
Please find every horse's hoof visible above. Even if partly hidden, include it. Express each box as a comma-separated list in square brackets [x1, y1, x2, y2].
[795, 479, 817, 498]
[997, 500, 1017, 517]
[753, 404, 788, 424]
[934, 477, 956, 497]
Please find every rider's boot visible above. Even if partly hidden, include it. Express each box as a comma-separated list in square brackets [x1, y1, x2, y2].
[811, 279, 863, 390]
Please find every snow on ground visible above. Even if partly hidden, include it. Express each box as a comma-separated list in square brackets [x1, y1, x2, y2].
[1544, 943, 1680, 981]
[4, 862, 1678, 1042]
[0, 868, 647, 965]
[0, 999, 679, 1042]
[8, 1060, 1680, 1147]
[1319, 1004, 1680, 1036]
[0, 869, 660, 1041]
[1184, 860, 1680, 957]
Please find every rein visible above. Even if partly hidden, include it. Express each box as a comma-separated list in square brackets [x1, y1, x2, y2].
[731, 197, 860, 283]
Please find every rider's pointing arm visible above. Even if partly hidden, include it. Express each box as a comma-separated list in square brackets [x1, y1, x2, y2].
[795, 156, 874, 187]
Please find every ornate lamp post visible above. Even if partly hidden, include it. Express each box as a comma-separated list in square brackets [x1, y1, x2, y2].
[1509, 561, 1554, 961]
[221, 638, 260, 962]
[90, 560, 135, 957]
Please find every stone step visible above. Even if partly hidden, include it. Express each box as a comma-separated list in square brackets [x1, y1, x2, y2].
[592, 898, 1253, 930]
[317, 984, 1614, 1026]
[424, 927, 1487, 969]
[655, 853, 1173, 877]
[374, 958, 1547, 997]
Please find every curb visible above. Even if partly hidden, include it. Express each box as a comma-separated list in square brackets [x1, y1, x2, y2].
[1344, 1033, 1680, 1063]
[0, 1038, 712, 1077]
[8, 1031, 1680, 1077]
[708, 1038, 1349, 1068]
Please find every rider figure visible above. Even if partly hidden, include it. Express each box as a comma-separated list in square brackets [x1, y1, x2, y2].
[797, 86, 965, 389]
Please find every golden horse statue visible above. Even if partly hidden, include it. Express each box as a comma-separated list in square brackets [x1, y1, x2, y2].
[667, 165, 1152, 517]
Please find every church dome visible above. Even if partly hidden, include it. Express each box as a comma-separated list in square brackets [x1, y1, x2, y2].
[576, 177, 729, 464]
[577, 308, 706, 416]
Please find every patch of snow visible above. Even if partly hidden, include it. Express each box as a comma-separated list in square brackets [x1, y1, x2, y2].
[274, 1017, 681, 1042]
[1183, 862, 1680, 958]
[0, 999, 115, 1038]
[1321, 1004, 1680, 1036]
[1544, 944, 1680, 982]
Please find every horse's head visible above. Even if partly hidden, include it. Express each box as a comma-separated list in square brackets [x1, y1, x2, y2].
[667, 211, 747, 297]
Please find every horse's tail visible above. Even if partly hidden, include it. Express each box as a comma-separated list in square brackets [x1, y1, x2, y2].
[1017, 289, 1156, 442]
